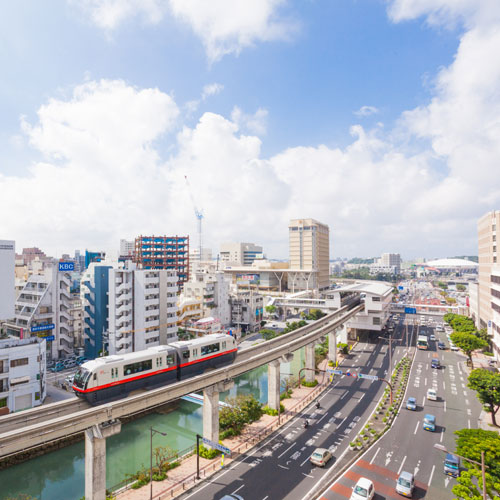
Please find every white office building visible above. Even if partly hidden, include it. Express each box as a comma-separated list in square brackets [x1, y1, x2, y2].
[220, 242, 263, 267]
[120, 239, 135, 257]
[0, 337, 47, 415]
[108, 263, 178, 355]
[230, 290, 264, 333]
[0, 240, 15, 320]
[7, 265, 75, 360]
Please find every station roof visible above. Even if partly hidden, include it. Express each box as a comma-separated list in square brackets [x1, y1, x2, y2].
[424, 258, 478, 268]
[331, 282, 393, 297]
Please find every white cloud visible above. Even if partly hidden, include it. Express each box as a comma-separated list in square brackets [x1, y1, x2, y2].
[202, 83, 224, 100]
[354, 105, 379, 117]
[74, 0, 167, 30]
[73, 0, 297, 62]
[231, 106, 268, 135]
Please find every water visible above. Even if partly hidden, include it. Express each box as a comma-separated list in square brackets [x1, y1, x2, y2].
[0, 349, 305, 500]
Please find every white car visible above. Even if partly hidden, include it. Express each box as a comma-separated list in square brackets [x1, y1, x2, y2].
[427, 388, 438, 401]
[350, 477, 375, 500]
[450, 344, 459, 351]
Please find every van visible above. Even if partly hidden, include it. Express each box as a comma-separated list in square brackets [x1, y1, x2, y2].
[396, 471, 415, 497]
[444, 453, 460, 477]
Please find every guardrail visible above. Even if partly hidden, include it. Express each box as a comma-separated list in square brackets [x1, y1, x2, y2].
[0, 303, 363, 458]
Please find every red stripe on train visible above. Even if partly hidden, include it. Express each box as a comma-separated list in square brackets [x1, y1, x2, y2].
[73, 348, 237, 394]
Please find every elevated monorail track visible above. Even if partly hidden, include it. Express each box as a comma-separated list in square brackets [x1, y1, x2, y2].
[0, 301, 362, 458]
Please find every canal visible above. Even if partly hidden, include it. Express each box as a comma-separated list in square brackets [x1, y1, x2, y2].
[0, 349, 305, 500]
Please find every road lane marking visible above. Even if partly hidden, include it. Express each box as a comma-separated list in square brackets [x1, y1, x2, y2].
[317, 412, 329, 424]
[232, 485, 244, 495]
[414, 421, 419, 434]
[466, 399, 469, 405]
[468, 419, 471, 428]
[337, 417, 347, 428]
[422, 396, 426, 407]
[425, 377, 427, 386]
[340, 391, 348, 400]
[443, 381, 445, 390]
[398, 455, 407, 475]
[370, 447, 380, 465]
[440, 431, 444, 443]
[278, 442, 296, 458]
[302, 472, 314, 478]
[444, 400, 446, 412]
[278, 464, 289, 470]
[428, 464, 435, 486]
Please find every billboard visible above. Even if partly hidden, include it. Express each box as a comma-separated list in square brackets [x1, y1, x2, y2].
[59, 261, 75, 272]
[236, 274, 260, 285]
[31, 323, 55, 333]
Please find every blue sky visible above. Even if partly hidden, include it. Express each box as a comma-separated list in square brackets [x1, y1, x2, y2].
[1, 0, 499, 259]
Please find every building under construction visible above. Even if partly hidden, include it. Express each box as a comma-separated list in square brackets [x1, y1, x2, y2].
[133, 235, 189, 287]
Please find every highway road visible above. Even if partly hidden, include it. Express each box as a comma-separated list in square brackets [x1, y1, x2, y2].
[179, 318, 413, 500]
[325, 315, 482, 500]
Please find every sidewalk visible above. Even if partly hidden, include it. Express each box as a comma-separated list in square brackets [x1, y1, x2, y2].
[115, 358, 335, 500]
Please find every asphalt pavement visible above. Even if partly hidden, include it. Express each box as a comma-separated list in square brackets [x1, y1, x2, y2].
[179, 320, 411, 500]
[324, 315, 482, 500]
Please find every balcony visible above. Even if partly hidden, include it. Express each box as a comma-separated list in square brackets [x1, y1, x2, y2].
[116, 303, 132, 316]
[116, 282, 131, 295]
[116, 291, 132, 303]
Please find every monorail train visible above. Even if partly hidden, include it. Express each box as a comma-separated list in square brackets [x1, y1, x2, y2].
[72, 334, 237, 404]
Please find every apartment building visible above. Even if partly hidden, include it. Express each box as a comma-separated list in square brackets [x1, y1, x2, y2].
[6, 265, 75, 360]
[0, 240, 15, 320]
[108, 264, 178, 355]
[289, 218, 330, 290]
[220, 242, 263, 267]
[230, 290, 264, 333]
[478, 211, 500, 334]
[134, 235, 189, 287]
[120, 239, 135, 257]
[490, 267, 500, 358]
[183, 270, 231, 326]
[0, 337, 47, 415]
[81, 262, 113, 359]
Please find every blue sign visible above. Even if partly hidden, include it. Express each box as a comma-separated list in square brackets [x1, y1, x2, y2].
[202, 438, 231, 456]
[31, 323, 55, 333]
[332, 369, 343, 376]
[59, 262, 75, 272]
[404, 307, 417, 314]
[398, 286, 404, 290]
[42, 335, 55, 342]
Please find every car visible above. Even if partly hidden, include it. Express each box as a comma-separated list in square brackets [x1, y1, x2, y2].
[431, 358, 440, 369]
[350, 477, 375, 500]
[438, 342, 446, 350]
[444, 453, 460, 477]
[310, 447, 333, 467]
[423, 414, 436, 432]
[429, 334, 436, 341]
[427, 388, 437, 400]
[396, 471, 415, 497]
[63, 359, 76, 369]
[219, 495, 244, 500]
[406, 397, 417, 411]
[450, 344, 459, 351]
[76, 356, 89, 365]
[50, 362, 65, 372]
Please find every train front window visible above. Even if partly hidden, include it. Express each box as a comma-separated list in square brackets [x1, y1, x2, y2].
[73, 368, 91, 389]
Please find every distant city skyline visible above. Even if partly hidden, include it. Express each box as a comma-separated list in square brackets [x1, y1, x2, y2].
[1, 2, 499, 258]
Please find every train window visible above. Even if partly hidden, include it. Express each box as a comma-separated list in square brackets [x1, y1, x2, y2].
[222, 341, 226, 349]
[166, 354, 174, 365]
[124, 359, 153, 375]
[156, 357, 162, 368]
[182, 351, 190, 359]
[201, 343, 220, 356]
[93, 373, 97, 381]
[192, 348, 197, 357]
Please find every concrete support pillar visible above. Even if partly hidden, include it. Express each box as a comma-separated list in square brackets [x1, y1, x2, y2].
[305, 343, 316, 384]
[328, 329, 337, 365]
[85, 420, 121, 500]
[339, 324, 348, 344]
[268, 360, 281, 410]
[203, 380, 234, 446]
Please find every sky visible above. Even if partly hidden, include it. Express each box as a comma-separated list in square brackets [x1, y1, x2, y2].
[0, 0, 499, 260]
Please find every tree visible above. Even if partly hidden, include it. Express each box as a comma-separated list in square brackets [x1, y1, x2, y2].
[468, 369, 500, 426]
[450, 332, 487, 368]
[265, 305, 276, 314]
[153, 445, 179, 472]
[259, 329, 277, 341]
[457, 284, 466, 291]
[452, 428, 500, 499]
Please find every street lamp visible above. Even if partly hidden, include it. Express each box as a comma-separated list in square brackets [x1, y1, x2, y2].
[150, 427, 167, 500]
[434, 443, 487, 500]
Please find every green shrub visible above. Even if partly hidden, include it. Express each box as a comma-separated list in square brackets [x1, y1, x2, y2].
[220, 428, 240, 439]
[302, 380, 318, 387]
[198, 444, 221, 459]
[152, 472, 167, 481]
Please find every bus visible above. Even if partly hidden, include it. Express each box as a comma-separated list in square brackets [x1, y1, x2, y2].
[417, 335, 428, 350]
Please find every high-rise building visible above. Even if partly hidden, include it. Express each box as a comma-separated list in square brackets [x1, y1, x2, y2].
[288, 218, 330, 290]
[0, 240, 15, 320]
[85, 250, 106, 270]
[220, 243, 263, 267]
[120, 239, 135, 257]
[107, 263, 178, 355]
[380, 253, 401, 273]
[81, 262, 113, 359]
[134, 235, 189, 287]
[478, 211, 500, 353]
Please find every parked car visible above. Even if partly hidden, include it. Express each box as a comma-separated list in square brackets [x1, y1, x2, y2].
[450, 344, 459, 351]
[351, 478, 375, 500]
[63, 359, 76, 369]
[50, 362, 65, 372]
[406, 397, 417, 411]
[423, 414, 436, 432]
[76, 356, 88, 365]
[310, 448, 333, 467]
[396, 471, 415, 497]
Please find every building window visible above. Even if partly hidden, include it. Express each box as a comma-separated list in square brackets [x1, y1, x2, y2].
[372, 297, 381, 302]
[0, 398, 7, 408]
[373, 317, 381, 325]
[10, 358, 28, 368]
[35, 392, 40, 401]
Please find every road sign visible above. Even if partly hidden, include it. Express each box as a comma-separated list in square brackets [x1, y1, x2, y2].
[404, 307, 417, 314]
[31, 324, 55, 333]
[42, 335, 55, 342]
[398, 286, 404, 290]
[202, 438, 231, 456]
[332, 369, 343, 376]
[358, 373, 379, 381]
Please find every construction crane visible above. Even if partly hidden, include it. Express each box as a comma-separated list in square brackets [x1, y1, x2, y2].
[184, 175, 204, 262]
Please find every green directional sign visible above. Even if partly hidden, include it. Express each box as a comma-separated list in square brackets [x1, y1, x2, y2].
[358, 373, 379, 381]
